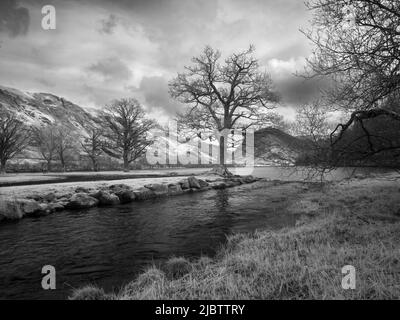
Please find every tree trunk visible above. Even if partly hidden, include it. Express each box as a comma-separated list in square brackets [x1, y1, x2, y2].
[60, 155, 66, 172]
[123, 153, 129, 172]
[219, 135, 225, 166]
[0, 159, 6, 175]
[211, 136, 233, 177]
[92, 158, 99, 172]
[209, 164, 233, 177]
[47, 160, 52, 173]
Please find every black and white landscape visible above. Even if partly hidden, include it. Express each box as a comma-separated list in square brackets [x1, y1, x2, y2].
[0, 0, 399, 301]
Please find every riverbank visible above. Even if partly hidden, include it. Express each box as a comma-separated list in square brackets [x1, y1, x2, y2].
[71, 172, 400, 300]
[0, 168, 208, 187]
[0, 174, 259, 222]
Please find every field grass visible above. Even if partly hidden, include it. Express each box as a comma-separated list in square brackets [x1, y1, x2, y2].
[70, 174, 400, 300]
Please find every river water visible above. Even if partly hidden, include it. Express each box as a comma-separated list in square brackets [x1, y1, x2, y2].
[0, 167, 386, 299]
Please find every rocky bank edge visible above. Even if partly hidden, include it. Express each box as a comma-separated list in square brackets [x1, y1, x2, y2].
[0, 175, 259, 222]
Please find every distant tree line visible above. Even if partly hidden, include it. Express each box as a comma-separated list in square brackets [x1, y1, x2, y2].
[0, 110, 30, 174]
[0, 98, 156, 174]
[289, 100, 400, 169]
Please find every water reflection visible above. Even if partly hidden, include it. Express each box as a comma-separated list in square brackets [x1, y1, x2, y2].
[214, 190, 230, 212]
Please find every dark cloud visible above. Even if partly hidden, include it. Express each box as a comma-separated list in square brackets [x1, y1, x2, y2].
[87, 57, 132, 81]
[135, 76, 182, 115]
[99, 14, 118, 34]
[93, 0, 220, 70]
[0, 0, 30, 37]
[276, 76, 330, 105]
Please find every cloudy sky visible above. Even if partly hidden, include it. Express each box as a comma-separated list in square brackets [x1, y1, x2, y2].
[0, 0, 313, 122]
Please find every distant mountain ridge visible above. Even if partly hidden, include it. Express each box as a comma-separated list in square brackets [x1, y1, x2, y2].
[0, 85, 96, 134]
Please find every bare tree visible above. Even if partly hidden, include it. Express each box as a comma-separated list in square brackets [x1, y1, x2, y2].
[54, 125, 76, 172]
[303, 0, 400, 165]
[291, 101, 331, 139]
[0, 111, 29, 174]
[289, 101, 336, 172]
[80, 127, 104, 172]
[101, 98, 155, 172]
[31, 125, 57, 172]
[169, 45, 278, 170]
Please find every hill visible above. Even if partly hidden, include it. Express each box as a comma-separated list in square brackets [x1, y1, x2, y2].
[253, 127, 312, 165]
[0, 85, 96, 133]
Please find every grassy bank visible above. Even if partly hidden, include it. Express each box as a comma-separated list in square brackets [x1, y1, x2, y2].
[71, 174, 400, 300]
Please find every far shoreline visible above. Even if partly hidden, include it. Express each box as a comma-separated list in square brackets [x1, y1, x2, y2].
[1, 165, 395, 188]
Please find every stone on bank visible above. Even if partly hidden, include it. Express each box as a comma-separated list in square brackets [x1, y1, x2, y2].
[96, 191, 120, 206]
[144, 183, 169, 197]
[66, 193, 99, 209]
[134, 187, 156, 200]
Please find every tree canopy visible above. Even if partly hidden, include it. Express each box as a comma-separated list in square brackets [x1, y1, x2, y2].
[303, 0, 400, 166]
[169, 45, 279, 165]
[101, 98, 155, 171]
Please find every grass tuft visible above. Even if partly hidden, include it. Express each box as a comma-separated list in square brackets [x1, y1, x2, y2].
[163, 257, 193, 280]
[119, 267, 166, 300]
[69, 285, 114, 300]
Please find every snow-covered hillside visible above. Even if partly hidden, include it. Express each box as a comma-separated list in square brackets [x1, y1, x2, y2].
[0, 85, 96, 134]
[253, 127, 313, 165]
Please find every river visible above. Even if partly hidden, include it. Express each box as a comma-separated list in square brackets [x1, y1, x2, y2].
[0, 167, 387, 299]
